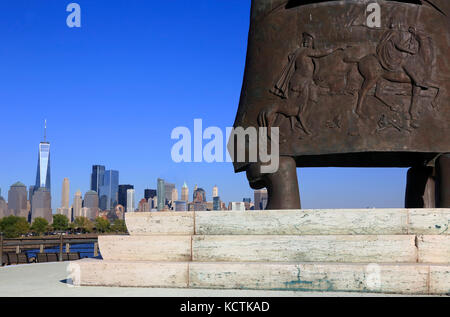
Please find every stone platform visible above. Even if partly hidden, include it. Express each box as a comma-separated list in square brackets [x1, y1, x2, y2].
[72, 209, 450, 295]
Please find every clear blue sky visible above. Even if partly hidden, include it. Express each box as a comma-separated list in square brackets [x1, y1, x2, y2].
[0, 0, 407, 210]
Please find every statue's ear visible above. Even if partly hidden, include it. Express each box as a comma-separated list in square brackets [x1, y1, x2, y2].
[421, 0, 450, 17]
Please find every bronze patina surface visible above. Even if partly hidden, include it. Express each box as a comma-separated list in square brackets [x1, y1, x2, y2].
[230, 0, 450, 209]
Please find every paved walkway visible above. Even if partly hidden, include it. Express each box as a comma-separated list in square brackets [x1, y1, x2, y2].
[0, 262, 432, 297]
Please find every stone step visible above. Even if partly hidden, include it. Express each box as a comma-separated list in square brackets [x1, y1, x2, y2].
[99, 234, 431, 263]
[125, 209, 450, 236]
[71, 259, 450, 295]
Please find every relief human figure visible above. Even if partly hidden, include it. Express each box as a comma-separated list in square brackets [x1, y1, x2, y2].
[259, 32, 344, 135]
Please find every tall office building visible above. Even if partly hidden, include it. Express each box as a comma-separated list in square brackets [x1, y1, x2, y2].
[126, 188, 135, 212]
[157, 178, 165, 211]
[90, 165, 105, 194]
[164, 182, 175, 203]
[83, 190, 99, 221]
[8, 182, 28, 218]
[213, 196, 221, 211]
[31, 187, 52, 224]
[72, 190, 83, 219]
[61, 178, 70, 209]
[181, 182, 189, 202]
[254, 189, 268, 210]
[0, 196, 7, 219]
[138, 198, 149, 212]
[118, 184, 134, 209]
[193, 187, 206, 203]
[144, 189, 157, 201]
[171, 188, 178, 202]
[35, 120, 51, 193]
[56, 178, 71, 221]
[99, 170, 119, 211]
[212, 185, 219, 198]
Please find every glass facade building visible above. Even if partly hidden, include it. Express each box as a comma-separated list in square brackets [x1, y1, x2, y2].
[91, 165, 105, 194]
[213, 196, 221, 211]
[118, 184, 134, 208]
[99, 170, 119, 211]
[35, 142, 51, 192]
[157, 178, 165, 211]
[144, 189, 157, 201]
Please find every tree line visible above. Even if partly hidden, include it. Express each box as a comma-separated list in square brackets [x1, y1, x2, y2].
[0, 215, 127, 238]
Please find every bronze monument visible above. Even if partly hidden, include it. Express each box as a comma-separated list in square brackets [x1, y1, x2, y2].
[229, 0, 450, 209]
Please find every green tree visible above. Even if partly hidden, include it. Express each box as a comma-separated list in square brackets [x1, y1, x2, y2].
[95, 217, 110, 233]
[31, 217, 49, 236]
[52, 214, 69, 231]
[0, 216, 30, 238]
[111, 219, 127, 233]
[73, 216, 94, 233]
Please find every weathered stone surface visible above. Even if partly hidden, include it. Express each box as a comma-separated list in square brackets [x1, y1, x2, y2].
[189, 262, 431, 295]
[123, 209, 450, 236]
[408, 209, 450, 235]
[195, 209, 409, 235]
[126, 212, 194, 235]
[70, 259, 188, 288]
[192, 235, 417, 263]
[430, 265, 450, 294]
[75, 260, 450, 294]
[417, 235, 450, 263]
[99, 235, 192, 261]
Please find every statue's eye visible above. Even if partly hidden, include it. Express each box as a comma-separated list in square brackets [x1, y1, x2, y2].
[286, 0, 421, 10]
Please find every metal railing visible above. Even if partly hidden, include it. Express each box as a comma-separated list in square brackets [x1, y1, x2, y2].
[0, 232, 99, 265]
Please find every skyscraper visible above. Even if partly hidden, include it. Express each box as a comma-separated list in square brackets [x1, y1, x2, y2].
[213, 196, 221, 211]
[118, 184, 134, 209]
[72, 190, 83, 219]
[212, 185, 219, 198]
[99, 170, 119, 211]
[181, 182, 189, 202]
[8, 182, 28, 218]
[126, 189, 135, 212]
[157, 178, 165, 211]
[254, 189, 268, 210]
[35, 121, 51, 193]
[171, 188, 178, 202]
[193, 187, 206, 203]
[31, 187, 52, 224]
[61, 178, 70, 209]
[0, 196, 8, 219]
[164, 182, 175, 203]
[83, 190, 99, 221]
[90, 165, 105, 194]
[144, 189, 157, 201]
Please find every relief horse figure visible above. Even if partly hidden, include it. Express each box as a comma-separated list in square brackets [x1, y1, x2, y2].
[349, 21, 440, 128]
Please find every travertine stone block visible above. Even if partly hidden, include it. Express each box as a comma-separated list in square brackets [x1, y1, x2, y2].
[195, 209, 409, 235]
[189, 262, 430, 295]
[408, 209, 450, 235]
[429, 265, 450, 294]
[99, 235, 192, 261]
[417, 235, 450, 263]
[126, 212, 194, 235]
[70, 259, 188, 287]
[192, 235, 417, 263]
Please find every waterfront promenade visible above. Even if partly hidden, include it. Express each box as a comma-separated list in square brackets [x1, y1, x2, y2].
[0, 261, 429, 297]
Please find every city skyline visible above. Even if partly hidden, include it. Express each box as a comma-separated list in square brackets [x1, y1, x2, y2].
[0, 0, 408, 210]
